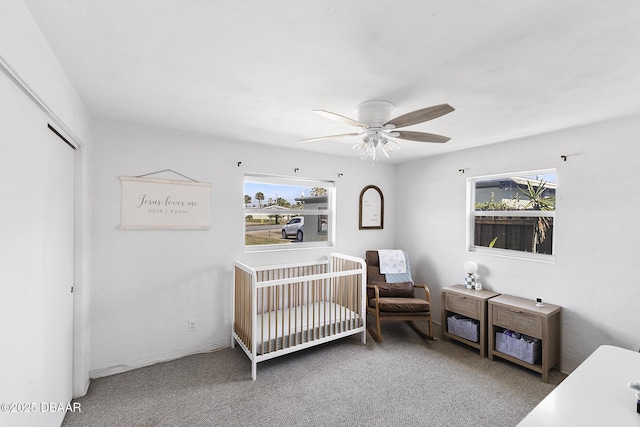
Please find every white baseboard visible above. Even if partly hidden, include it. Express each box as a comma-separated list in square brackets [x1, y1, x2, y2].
[89, 339, 230, 379]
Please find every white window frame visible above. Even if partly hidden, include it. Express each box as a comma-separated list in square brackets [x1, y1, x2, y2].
[243, 173, 336, 252]
[466, 169, 556, 262]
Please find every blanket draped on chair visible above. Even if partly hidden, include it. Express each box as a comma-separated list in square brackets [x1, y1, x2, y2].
[378, 250, 413, 283]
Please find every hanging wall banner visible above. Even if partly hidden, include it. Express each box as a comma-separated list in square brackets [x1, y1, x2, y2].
[119, 177, 211, 230]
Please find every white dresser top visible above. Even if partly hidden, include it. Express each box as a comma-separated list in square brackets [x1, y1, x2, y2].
[517, 345, 640, 426]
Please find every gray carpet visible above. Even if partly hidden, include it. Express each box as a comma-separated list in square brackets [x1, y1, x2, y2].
[62, 323, 565, 427]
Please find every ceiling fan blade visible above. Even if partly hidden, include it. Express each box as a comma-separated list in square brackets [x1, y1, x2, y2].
[394, 130, 450, 143]
[384, 104, 455, 129]
[298, 133, 362, 143]
[313, 110, 368, 128]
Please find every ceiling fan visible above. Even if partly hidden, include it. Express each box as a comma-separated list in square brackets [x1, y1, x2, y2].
[299, 100, 454, 162]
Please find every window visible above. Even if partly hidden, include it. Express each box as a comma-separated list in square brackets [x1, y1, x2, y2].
[244, 174, 335, 250]
[467, 170, 556, 260]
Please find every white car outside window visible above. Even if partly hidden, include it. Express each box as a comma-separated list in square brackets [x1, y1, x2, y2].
[282, 217, 304, 241]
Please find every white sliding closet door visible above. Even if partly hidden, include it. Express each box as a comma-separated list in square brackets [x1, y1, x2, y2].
[42, 122, 75, 421]
[0, 71, 75, 426]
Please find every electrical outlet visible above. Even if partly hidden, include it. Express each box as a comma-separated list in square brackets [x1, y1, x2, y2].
[188, 318, 197, 332]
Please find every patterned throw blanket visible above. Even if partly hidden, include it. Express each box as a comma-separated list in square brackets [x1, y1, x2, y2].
[378, 250, 413, 283]
[378, 249, 406, 273]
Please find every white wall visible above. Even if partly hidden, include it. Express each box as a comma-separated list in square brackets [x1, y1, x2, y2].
[90, 120, 396, 376]
[396, 115, 640, 372]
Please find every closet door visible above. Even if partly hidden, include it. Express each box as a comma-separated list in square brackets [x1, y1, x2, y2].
[42, 122, 75, 420]
[0, 71, 75, 426]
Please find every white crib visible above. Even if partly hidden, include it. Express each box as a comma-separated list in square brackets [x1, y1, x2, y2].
[232, 252, 367, 380]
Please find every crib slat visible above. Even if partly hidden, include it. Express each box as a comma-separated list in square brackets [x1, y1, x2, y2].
[287, 282, 292, 348]
[260, 287, 265, 355]
[330, 277, 335, 335]
[304, 282, 310, 341]
[278, 271, 283, 348]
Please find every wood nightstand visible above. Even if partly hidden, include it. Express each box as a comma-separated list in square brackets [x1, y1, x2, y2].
[488, 294, 561, 383]
[441, 285, 500, 357]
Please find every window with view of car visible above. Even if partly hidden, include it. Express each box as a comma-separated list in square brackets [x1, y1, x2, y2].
[467, 169, 556, 261]
[244, 174, 334, 250]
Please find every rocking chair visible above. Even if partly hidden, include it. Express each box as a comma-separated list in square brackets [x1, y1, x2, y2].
[365, 250, 435, 342]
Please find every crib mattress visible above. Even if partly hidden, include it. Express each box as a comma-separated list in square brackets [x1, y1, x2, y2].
[255, 301, 359, 351]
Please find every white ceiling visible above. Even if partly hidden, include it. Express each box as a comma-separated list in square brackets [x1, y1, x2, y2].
[23, 0, 640, 163]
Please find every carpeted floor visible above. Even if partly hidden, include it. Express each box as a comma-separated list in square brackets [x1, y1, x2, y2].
[62, 323, 565, 427]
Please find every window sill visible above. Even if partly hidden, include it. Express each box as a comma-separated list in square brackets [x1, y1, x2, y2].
[244, 241, 333, 253]
[467, 246, 556, 263]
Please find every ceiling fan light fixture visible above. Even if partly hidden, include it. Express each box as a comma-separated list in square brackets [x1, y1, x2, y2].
[355, 137, 376, 162]
[352, 140, 365, 151]
[379, 137, 391, 158]
[382, 138, 400, 152]
[353, 134, 391, 162]
[380, 138, 400, 158]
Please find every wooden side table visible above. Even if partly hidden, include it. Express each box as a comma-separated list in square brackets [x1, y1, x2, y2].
[441, 284, 500, 357]
[488, 294, 561, 383]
